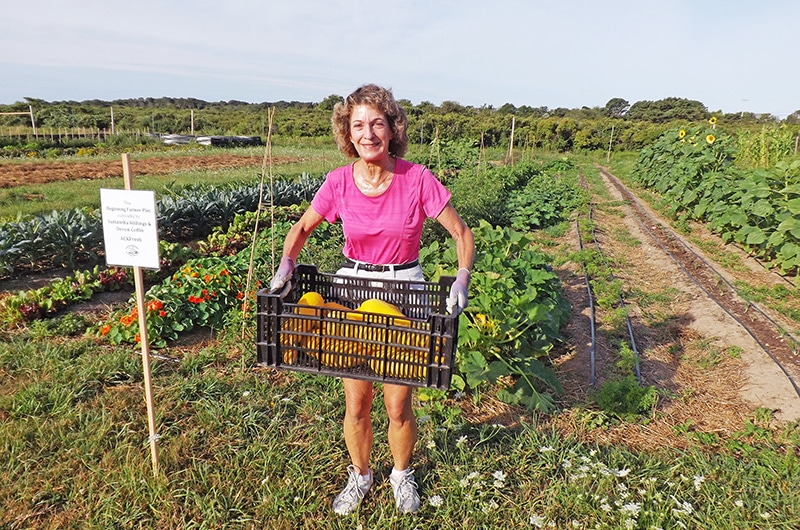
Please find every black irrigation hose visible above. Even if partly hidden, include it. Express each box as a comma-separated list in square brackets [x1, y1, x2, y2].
[600, 169, 800, 400]
[576, 218, 598, 389]
[586, 203, 643, 386]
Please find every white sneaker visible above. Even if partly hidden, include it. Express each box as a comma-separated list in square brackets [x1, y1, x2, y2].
[390, 470, 421, 514]
[332, 465, 373, 515]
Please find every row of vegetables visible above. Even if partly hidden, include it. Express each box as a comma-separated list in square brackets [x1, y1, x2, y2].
[1, 155, 582, 410]
[634, 122, 800, 275]
[0, 175, 322, 277]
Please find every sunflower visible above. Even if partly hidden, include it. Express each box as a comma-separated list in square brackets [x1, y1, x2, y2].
[706, 134, 716, 145]
[709, 116, 717, 125]
[679, 129, 687, 138]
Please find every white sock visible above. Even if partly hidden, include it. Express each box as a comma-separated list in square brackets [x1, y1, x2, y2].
[358, 469, 373, 485]
[390, 467, 410, 483]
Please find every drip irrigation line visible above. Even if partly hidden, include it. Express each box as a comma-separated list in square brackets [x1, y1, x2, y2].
[585, 203, 643, 385]
[600, 168, 800, 400]
[576, 217, 598, 389]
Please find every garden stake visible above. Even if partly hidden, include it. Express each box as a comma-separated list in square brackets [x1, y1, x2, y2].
[241, 107, 275, 343]
[121, 153, 160, 477]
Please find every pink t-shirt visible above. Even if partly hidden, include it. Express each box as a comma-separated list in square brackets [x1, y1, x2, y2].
[311, 158, 451, 265]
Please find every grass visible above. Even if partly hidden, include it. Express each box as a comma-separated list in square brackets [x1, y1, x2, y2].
[1, 316, 799, 529]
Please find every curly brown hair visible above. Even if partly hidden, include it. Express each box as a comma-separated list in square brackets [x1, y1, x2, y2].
[331, 84, 409, 158]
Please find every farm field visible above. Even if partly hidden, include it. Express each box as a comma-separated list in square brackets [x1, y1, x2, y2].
[1, 144, 799, 529]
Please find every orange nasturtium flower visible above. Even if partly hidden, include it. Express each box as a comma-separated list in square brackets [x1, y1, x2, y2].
[146, 299, 164, 312]
[679, 129, 687, 138]
[706, 134, 716, 145]
[100, 324, 112, 336]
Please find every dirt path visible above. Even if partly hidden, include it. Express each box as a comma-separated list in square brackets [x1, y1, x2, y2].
[557, 167, 800, 431]
[0, 154, 299, 188]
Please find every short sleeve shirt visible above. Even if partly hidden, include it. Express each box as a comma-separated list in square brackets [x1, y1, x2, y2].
[310, 158, 451, 264]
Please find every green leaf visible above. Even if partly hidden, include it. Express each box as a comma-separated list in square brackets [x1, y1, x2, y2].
[746, 227, 767, 246]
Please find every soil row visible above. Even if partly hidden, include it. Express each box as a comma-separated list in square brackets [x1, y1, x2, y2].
[598, 167, 800, 397]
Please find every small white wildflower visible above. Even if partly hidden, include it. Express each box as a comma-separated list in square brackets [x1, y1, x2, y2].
[620, 502, 641, 516]
[693, 474, 705, 491]
[637, 489, 647, 496]
[293, 496, 300, 502]
[529, 514, 546, 528]
[467, 471, 481, 481]
[623, 518, 637, 530]
[482, 499, 498, 513]
[456, 435, 468, 447]
[562, 458, 572, 469]
[492, 470, 506, 481]
[427, 440, 436, 450]
[600, 502, 612, 513]
[539, 445, 555, 453]
[572, 520, 580, 528]
[429, 495, 444, 507]
[615, 467, 631, 477]
[734, 499, 744, 508]
[670, 496, 694, 516]
[459, 478, 469, 487]
[760, 512, 771, 519]
[454, 391, 466, 399]
[261, 476, 269, 485]
[242, 390, 251, 397]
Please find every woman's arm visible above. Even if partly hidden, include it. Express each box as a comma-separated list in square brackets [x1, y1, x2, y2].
[282, 206, 326, 260]
[436, 203, 474, 271]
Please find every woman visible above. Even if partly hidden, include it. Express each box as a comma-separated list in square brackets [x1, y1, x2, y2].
[270, 84, 474, 515]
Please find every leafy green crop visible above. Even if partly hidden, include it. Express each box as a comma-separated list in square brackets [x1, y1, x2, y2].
[634, 124, 800, 275]
[421, 220, 570, 411]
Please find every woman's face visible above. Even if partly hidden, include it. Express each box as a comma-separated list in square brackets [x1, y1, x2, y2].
[349, 104, 392, 163]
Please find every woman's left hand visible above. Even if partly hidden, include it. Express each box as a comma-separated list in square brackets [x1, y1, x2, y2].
[446, 268, 470, 314]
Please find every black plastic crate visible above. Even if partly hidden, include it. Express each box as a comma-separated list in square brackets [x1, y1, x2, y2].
[256, 264, 459, 389]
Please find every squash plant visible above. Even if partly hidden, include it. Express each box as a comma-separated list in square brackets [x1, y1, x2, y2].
[421, 220, 570, 411]
[634, 124, 800, 275]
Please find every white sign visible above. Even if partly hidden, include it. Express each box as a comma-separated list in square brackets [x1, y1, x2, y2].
[100, 188, 160, 269]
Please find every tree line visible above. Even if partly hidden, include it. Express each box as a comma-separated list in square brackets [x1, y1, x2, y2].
[1, 95, 798, 154]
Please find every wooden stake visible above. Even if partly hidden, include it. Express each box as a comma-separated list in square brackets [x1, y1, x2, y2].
[121, 153, 160, 477]
[508, 116, 516, 166]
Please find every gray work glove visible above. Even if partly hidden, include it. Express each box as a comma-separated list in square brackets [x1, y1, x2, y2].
[446, 268, 470, 315]
[269, 256, 295, 294]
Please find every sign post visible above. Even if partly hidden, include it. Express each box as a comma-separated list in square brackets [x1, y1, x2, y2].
[100, 153, 161, 476]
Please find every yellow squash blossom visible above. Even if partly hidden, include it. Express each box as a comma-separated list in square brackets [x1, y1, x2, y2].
[706, 134, 716, 145]
[679, 129, 686, 138]
[709, 116, 717, 125]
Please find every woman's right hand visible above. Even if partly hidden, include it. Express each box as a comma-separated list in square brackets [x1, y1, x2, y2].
[269, 256, 295, 293]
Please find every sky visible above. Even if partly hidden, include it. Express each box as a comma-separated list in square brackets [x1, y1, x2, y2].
[1, 0, 798, 118]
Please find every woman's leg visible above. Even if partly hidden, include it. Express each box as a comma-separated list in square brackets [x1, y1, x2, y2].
[383, 383, 417, 470]
[342, 378, 375, 474]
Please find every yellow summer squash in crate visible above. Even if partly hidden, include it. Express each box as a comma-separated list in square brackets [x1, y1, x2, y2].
[281, 291, 325, 364]
[282, 293, 440, 378]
